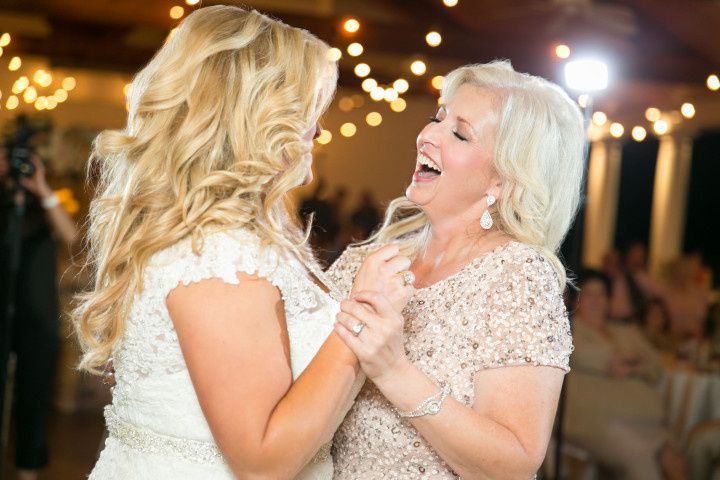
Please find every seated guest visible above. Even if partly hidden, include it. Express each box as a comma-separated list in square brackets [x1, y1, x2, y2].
[565, 270, 686, 480]
[642, 298, 675, 352]
[635, 256, 710, 341]
[602, 248, 647, 324]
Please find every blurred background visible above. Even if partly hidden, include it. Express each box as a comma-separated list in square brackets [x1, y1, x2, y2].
[0, 0, 719, 478]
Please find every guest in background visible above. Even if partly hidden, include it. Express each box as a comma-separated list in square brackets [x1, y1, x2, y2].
[349, 190, 380, 241]
[565, 269, 686, 480]
[642, 297, 675, 351]
[602, 246, 647, 324]
[0, 146, 79, 480]
[636, 256, 710, 341]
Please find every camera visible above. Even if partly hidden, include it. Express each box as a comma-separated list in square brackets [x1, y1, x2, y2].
[4, 114, 37, 180]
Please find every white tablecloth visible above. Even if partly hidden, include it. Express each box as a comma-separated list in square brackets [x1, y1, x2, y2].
[659, 366, 720, 443]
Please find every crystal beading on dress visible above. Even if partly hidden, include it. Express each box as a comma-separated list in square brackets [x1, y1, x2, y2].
[89, 228, 344, 480]
[328, 240, 573, 479]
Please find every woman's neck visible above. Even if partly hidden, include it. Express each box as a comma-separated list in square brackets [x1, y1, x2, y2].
[417, 218, 511, 274]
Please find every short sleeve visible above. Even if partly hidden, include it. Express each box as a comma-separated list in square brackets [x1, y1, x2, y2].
[480, 247, 573, 372]
[325, 244, 375, 299]
[146, 228, 282, 300]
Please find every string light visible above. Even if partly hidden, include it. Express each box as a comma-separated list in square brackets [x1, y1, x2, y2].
[338, 97, 354, 112]
[653, 119, 669, 135]
[327, 48, 342, 62]
[555, 44, 571, 59]
[62, 77, 76, 91]
[681, 103, 695, 119]
[645, 107, 661, 122]
[631, 126, 647, 142]
[354, 63, 370, 77]
[185, 0, 200, 5]
[443, 0, 458, 6]
[609, 122, 624, 138]
[170, 6, 185, 19]
[0, 33, 10, 47]
[6, 95, 18, 110]
[393, 78, 409, 93]
[431, 75, 444, 90]
[577, 94, 589, 108]
[707, 74, 719, 91]
[361, 78, 377, 92]
[592, 111, 607, 126]
[410, 60, 427, 76]
[54, 89, 68, 102]
[24, 86, 37, 103]
[35, 96, 48, 110]
[33, 70, 47, 84]
[425, 31, 442, 47]
[390, 98, 407, 112]
[351, 94, 364, 108]
[366, 112, 382, 127]
[46, 96, 58, 110]
[39, 73, 53, 88]
[8, 56, 21, 71]
[12, 76, 29, 94]
[340, 122, 357, 137]
[438, 96, 444, 105]
[0, 47, 3, 57]
[343, 18, 360, 33]
[347, 43, 363, 57]
[383, 88, 399, 102]
[316, 130, 332, 145]
[166, 28, 178, 42]
[370, 86, 385, 101]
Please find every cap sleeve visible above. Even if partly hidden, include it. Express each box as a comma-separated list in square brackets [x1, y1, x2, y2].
[479, 246, 573, 372]
[146, 228, 283, 300]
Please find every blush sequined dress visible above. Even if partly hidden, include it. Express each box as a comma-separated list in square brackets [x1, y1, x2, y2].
[327, 240, 574, 479]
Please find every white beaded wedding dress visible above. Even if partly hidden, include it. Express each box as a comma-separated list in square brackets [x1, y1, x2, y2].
[89, 227, 349, 479]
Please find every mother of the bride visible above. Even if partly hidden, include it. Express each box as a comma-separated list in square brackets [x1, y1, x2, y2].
[329, 60, 584, 479]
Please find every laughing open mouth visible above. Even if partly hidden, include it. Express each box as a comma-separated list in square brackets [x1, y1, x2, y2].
[416, 153, 442, 178]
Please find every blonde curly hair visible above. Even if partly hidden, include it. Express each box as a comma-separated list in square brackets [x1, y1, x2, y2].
[73, 5, 338, 373]
[369, 60, 585, 286]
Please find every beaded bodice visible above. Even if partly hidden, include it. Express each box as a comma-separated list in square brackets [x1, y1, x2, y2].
[91, 227, 340, 479]
[327, 241, 573, 479]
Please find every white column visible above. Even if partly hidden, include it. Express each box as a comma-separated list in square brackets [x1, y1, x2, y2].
[648, 135, 694, 275]
[583, 140, 623, 268]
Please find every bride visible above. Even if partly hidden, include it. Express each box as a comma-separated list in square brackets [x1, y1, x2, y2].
[73, 6, 412, 479]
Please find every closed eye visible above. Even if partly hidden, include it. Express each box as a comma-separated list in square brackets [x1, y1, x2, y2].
[453, 131, 468, 141]
[429, 116, 441, 123]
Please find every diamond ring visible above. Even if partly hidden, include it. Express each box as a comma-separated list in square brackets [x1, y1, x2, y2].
[351, 322, 365, 336]
[402, 270, 416, 287]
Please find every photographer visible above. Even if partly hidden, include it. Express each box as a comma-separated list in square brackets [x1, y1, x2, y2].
[1, 142, 78, 480]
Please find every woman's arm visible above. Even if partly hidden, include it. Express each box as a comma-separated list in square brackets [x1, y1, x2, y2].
[21, 154, 79, 246]
[335, 291, 560, 479]
[168, 245, 412, 479]
[169, 273, 358, 479]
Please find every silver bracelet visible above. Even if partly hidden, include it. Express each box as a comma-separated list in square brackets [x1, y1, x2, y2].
[41, 193, 60, 210]
[396, 382, 451, 418]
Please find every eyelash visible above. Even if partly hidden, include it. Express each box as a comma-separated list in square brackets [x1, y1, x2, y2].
[428, 116, 468, 142]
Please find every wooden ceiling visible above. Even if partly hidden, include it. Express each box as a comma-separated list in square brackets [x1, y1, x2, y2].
[1, 0, 719, 125]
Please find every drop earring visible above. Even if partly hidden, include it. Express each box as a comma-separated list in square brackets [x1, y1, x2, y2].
[480, 194, 496, 230]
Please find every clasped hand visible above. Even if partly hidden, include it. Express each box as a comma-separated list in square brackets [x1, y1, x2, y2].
[334, 245, 414, 381]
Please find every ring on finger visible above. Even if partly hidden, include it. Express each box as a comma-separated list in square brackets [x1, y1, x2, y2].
[351, 322, 365, 336]
[401, 270, 415, 287]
